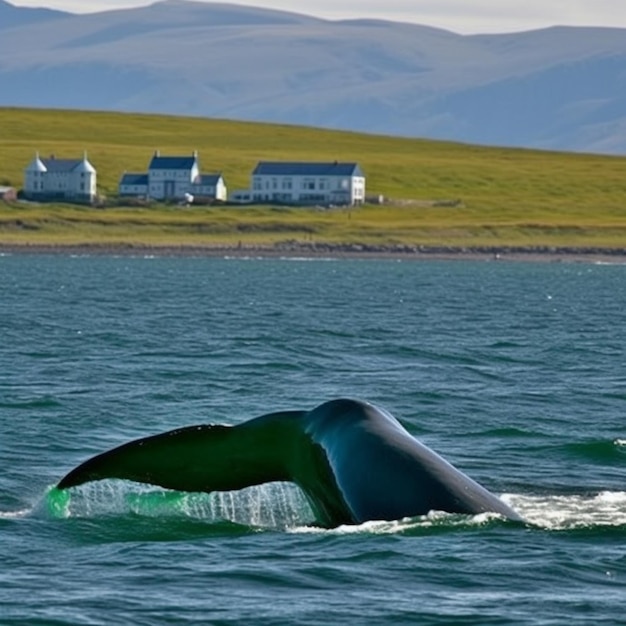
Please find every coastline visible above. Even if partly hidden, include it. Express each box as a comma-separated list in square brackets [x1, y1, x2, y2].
[1, 242, 626, 263]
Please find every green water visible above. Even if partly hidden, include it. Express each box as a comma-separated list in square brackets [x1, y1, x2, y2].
[1, 255, 625, 624]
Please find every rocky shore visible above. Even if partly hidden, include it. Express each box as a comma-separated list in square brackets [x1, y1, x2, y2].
[1, 241, 625, 263]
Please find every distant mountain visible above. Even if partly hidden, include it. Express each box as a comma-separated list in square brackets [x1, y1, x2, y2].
[0, 0, 68, 29]
[1, 0, 625, 154]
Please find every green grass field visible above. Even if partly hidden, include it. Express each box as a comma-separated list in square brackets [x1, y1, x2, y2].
[1, 106, 626, 250]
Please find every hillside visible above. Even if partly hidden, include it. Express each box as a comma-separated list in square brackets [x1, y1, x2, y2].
[0, 0, 626, 154]
[1, 107, 626, 254]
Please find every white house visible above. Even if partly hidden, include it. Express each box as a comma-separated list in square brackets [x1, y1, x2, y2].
[193, 174, 228, 203]
[247, 161, 365, 206]
[23, 152, 97, 203]
[118, 151, 227, 202]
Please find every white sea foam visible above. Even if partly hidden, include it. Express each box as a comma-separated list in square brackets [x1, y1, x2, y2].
[291, 510, 504, 535]
[502, 491, 626, 530]
[295, 492, 626, 534]
[0, 507, 32, 519]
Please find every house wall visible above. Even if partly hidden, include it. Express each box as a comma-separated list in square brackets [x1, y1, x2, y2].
[120, 183, 148, 196]
[24, 170, 38, 194]
[214, 178, 227, 201]
[24, 169, 96, 202]
[75, 171, 97, 199]
[231, 189, 252, 204]
[251, 173, 365, 205]
[148, 163, 199, 200]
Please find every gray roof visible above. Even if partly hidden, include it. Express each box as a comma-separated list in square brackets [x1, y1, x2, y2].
[149, 155, 197, 170]
[195, 174, 223, 186]
[120, 173, 148, 185]
[252, 161, 363, 177]
[40, 158, 82, 173]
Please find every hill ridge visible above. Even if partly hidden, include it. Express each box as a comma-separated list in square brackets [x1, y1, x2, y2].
[0, 1, 625, 154]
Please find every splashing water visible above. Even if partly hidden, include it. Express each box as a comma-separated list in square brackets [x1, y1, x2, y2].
[44, 480, 316, 529]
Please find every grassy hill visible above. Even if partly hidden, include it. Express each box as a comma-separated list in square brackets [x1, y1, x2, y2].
[1, 106, 626, 251]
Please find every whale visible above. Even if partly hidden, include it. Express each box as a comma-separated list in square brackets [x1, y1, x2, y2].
[57, 398, 523, 527]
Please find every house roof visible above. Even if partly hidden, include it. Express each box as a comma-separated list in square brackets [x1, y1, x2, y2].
[120, 173, 149, 186]
[149, 155, 197, 170]
[40, 158, 82, 173]
[26, 155, 46, 173]
[195, 174, 223, 186]
[26, 152, 95, 174]
[252, 161, 363, 177]
[75, 157, 96, 174]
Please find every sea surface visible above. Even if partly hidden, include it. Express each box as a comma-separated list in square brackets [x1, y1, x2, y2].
[1, 254, 625, 625]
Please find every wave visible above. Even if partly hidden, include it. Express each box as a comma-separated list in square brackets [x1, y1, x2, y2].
[471, 426, 546, 439]
[0, 396, 62, 410]
[557, 439, 626, 462]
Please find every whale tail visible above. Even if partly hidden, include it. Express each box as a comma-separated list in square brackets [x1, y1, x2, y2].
[56, 399, 523, 527]
[57, 411, 306, 494]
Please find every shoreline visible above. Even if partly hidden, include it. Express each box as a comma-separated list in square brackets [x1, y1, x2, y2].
[1, 242, 626, 263]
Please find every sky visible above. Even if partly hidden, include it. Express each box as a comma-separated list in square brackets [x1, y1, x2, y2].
[9, 0, 626, 34]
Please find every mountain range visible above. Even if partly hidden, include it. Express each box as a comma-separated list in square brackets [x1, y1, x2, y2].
[1, 0, 626, 154]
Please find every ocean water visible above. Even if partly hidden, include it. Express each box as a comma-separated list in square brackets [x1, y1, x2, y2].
[1, 254, 625, 625]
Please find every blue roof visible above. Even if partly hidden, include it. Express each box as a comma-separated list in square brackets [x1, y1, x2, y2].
[253, 162, 363, 177]
[120, 173, 148, 185]
[40, 158, 82, 173]
[195, 174, 222, 185]
[149, 155, 197, 170]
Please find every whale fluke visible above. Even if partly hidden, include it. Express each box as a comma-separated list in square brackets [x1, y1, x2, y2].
[57, 399, 523, 527]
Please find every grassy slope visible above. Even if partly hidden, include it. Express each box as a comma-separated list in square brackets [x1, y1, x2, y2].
[1, 107, 626, 249]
